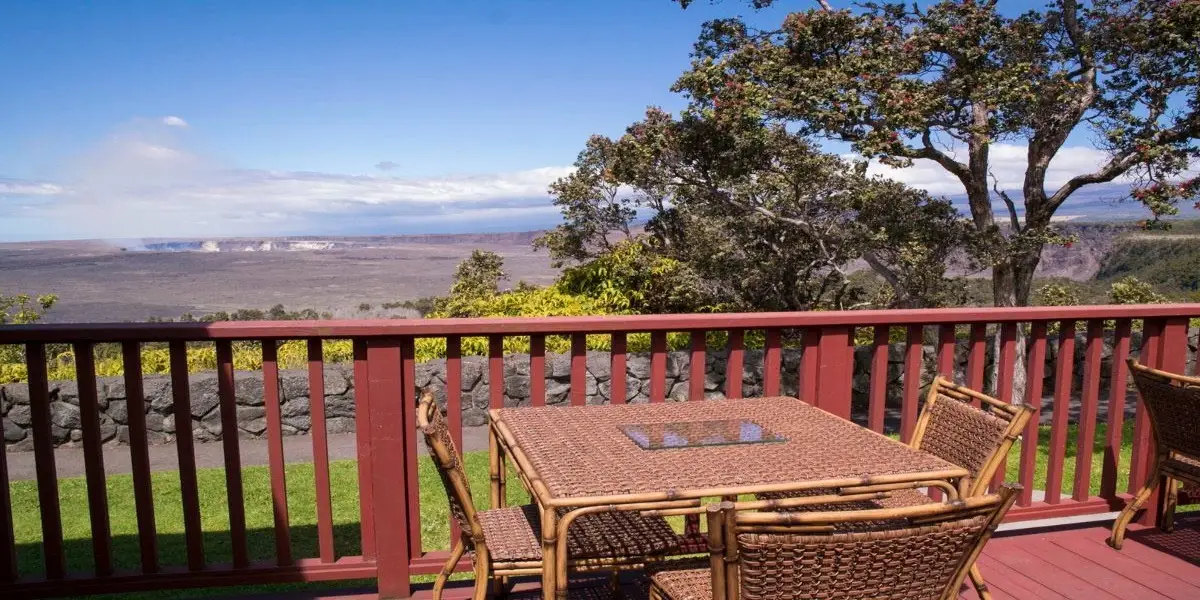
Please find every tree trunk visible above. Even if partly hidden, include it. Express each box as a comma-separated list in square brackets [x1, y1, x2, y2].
[990, 255, 1039, 405]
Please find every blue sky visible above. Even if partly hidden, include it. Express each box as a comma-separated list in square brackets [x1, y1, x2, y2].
[0, 0, 1155, 241]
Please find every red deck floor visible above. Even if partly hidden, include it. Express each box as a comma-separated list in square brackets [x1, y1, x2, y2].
[233, 517, 1200, 600]
[963, 518, 1200, 600]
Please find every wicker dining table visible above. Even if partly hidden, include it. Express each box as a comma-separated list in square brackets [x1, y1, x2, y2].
[487, 396, 970, 600]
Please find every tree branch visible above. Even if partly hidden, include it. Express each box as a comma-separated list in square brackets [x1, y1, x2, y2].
[894, 129, 972, 184]
[991, 172, 1022, 233]
[1047, 151, 1142, 212]
[1060, 0, 1093, 72]
[1048, 114, 1200, 211]
[814, 0, 834, 10]
[860, 251, 910, 304]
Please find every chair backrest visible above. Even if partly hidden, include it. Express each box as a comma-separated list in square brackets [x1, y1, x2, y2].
[712, 486, 1018, 600]
[911, 376, 1035, 496]
[1127, 359, 1200, 459]
[416, 390, 486, 548]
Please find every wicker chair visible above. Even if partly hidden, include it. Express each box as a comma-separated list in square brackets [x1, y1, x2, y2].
[1109, 359, 1200, 550]
[757, 376, 1034, 600]
[417, 391, 680, 600]
[649, 486, 1019, 600]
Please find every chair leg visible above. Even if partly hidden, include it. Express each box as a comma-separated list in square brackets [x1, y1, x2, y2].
[1108, 458, 1163, 550]
[968, 563, 991, 600]
[433, 541, 466, 600]
[473, 549, 491, 600]
[608, 569, 621, 599]
[648, 583, 666, 600]
[1161, 476, 1178, 533]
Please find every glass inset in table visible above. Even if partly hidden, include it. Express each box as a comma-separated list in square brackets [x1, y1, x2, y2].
[619, 418, 787, 450]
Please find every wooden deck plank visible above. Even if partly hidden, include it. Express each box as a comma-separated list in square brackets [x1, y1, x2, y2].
[971, 555, 1068, 600]
[136, 520, 1200, 600]
[956, 574, 1041, 600]
[1016, 534, 1171, 600]
[1070, 524, 1200, 582]
[984, 542, 1124, 599]
[1049, 534, 1200, 600]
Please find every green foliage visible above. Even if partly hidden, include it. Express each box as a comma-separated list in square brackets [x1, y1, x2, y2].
[451, 250, 505, 299]
[0, 291, 57, 382]
[557, 240, 714, 314]
[674, 0, 1200, 306]
[382, 297, 438, 316]
[1097, 238, 1200, 292]
[146, 305, 331, 324]
[1034, 282, 1082, 307]
[541, 106, 969, 312]
[433, 250, 509, 317]
[0, 292, 56, 325]
[1, 303, 344, 384]
[428, 284, 615, 320]
[533, 135, 641, 266]
[1108, 276, 1169, 305]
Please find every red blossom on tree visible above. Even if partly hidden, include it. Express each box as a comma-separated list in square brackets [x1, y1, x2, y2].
[674, 0, 1200, 308]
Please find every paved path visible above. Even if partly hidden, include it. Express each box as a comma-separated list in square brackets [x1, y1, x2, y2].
[4, 425, 492, 481]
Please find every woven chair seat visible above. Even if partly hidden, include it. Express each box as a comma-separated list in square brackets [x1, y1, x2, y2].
[478, 504, 679, 562]
[649, 567, 713, 600]
[648, 516, 994, 600]
[757, 487, 936, 511]
[755, 488, 942, 532]
[510, 584, 623, 600]
[1166, 454, 1200, 481]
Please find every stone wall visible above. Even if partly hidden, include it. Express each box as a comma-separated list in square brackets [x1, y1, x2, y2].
[0, 329, 1181, 450]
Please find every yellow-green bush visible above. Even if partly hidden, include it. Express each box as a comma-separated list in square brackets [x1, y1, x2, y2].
[0, 333, 720, 384]
[0, 284, 715, 383]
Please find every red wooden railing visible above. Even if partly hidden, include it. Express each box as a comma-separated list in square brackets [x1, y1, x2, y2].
[0, 304, 1197, 598]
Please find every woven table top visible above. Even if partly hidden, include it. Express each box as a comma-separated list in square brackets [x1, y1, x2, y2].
[491, 397, 965, 502]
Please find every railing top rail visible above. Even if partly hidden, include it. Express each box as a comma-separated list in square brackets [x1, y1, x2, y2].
[1, 304, 1198, 344]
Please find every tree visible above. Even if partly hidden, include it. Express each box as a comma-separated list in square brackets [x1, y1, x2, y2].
[540, 107, 970, 311]
[0, 292, 56, 376]
[0, 292, 56, 325]
[449, 250, 507, 300]
[535, 136, 645, 264]
[1109, 276, 1168, 304]
[674, 0, 1200, 309]
[556, 239, 714, 314]
[1034, 281, 1083, 307]
[434, 250, 511, 317]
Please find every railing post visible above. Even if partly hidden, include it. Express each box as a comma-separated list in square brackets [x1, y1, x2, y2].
[1151, 318, 1189, 525]
[366, 338, 411, 599]
[1129, 319, 1160, 525]
[901, 325, 924, 443]
[814, 326, 852, 420]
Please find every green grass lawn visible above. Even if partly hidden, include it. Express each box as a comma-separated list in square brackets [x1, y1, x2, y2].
[8, 451, 536, 578]
[6, 421, 1147, 598]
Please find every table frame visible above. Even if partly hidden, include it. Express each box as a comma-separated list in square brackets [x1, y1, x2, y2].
[487, 404, 970, 600]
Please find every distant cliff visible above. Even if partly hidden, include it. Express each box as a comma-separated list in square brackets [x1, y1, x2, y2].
[134, 231, 546, 253]
[1033, 222, 1133, 280]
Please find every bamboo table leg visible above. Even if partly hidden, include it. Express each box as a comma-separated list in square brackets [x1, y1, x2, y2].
[488, 424, 509, 595]
[555, 508, 577, 600]
[489, 425, 503, 509]
[541, 505, 558, 600]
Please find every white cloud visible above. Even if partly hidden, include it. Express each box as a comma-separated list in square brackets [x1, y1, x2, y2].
[856, 144, 1129, 196]
[0, 179, 64, 196]
[0, 117, 573, 239]
[131, 142, 184, 161]
[161, 116, 188, 128]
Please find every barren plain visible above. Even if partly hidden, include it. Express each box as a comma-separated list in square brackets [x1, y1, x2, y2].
[0, 234, 558, 323]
